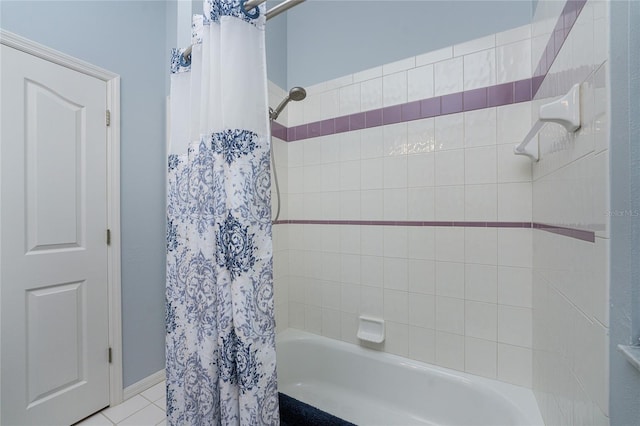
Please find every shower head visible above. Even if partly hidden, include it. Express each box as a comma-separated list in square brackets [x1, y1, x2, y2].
[270, 86, 307, 121]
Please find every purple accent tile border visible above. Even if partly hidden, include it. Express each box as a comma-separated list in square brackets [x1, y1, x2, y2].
[271, 219, 596, 243]
[533, 222, 595, 243]
[270, 1, 586, 142]
[272, 219, 532, 229]
[532, 0, 587, 98]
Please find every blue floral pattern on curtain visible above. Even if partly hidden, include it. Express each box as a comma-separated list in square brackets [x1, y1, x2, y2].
[166, 1, 278, 424]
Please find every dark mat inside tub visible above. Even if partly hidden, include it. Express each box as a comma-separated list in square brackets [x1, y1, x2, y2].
[279, 392, 356, 426]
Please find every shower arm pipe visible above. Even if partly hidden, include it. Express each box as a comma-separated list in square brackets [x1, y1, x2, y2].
[182, 0, 305, 61]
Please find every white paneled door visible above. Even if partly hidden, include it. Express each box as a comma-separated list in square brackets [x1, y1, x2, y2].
[1, 45, 110, 425]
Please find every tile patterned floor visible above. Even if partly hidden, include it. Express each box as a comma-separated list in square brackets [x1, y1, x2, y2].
[76, 381, 166, 426]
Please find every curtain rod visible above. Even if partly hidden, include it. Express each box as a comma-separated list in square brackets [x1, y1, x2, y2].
[182, 0, 305, 61]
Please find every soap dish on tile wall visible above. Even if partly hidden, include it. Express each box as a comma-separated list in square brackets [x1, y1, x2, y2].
[357, 316, 385, 343]
[514, 82, 582, 161]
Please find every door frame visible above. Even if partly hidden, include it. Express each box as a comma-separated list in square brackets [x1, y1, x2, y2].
[0, 30, 124, 406]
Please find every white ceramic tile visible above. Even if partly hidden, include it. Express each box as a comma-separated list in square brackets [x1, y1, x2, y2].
[360, 255, 383, 288]
[497, 102, 532, 144]
[383, 71, 408, 107]
[322, 281, 341, 310]
[465, 146, 497, 184]
[465, 301, 498, 341]
[384, 321, 409, 357]
[102, 396, 150, 424]
[435, 113, 464, 151]
[408, 259, 436, 295]
[435, 186, 465, 221]
[303, 94, 321, 123]
[117, 404, 165, 426]
[408, 227, 436, 261]
[360, 77, 383, 111]
[407, 153, 434, 188]
[289, 302, 305, 329]
[464, 184, 497, 221]
[156, 419, 166, 426]
[340, 312, 359, 344]
[435, 331, 465, 371]
[383, 57, 415, 75]
[321, 163, 340, 192]
[408, 118, 436, 154]
[322, 308, 342, 339]
[408, 187, 436, 221]
[360, 226, 383, 256]
[435, 261, 465, 299]
[340, 131, 361, 161]
[360, 126, 385, 159]
[454, 34, 495, 56]
[339, 225, 361, 254]
[436, 296, 464, 335]
[303, 138, 323, 166]
[340, 190, 361, 220]
[408, 293, 436, 329]
[497, 343, 532, 387]
[353, 66, 383, 83]
[360, 285, 383, 317]
[383, 226, 408, 258]
[341, 283, 360, 314]
[361, 157, 384, 190]
[304, 164, 322, 192]
[435, 150, 465, 186]
[463, 49, 496, 90]
[498, 228, 532, 268]
[383, 155, 408, 188]
[409, 326, 436, 363]
[496, 143, 532, 183]
[340, 254, 361, 285]
[140, 381, 165, 402]
[384, 289, 409, 323]
[434, 57, 463, 96]
[339, 84, 361, 116]
[498, 266, 532, 308]
[496, 40, 531, 84]
[495, 24, 531, 46]
[498, 182, 532, 222]
[153, 397, 166, 411]
[416, 47, 453, 67]
[464, 108, 497, 148]
[76, 413, 114, 426]
[360, 189, 384, 221]
[383, 257, 408, 291]
[465, 264, 498, 303]
[465, 337, 497, 378]
[320, 89, 339, 120]
[383, 122, 408, 157]
[339, 160, 361, 191]
[408, 65, 434, 102]
[435, 227, 465, 263]
[304, 305, 322, 334]
[288, 141, 304, 167]
[498, 305, 532, 348]
[465, 228, 498, 266]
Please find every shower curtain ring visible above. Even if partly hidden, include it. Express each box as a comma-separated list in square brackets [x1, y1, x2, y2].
[240, 0, 260, 19]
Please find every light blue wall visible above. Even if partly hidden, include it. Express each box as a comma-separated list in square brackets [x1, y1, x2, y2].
[285, 0, 532, 87]
[0, 0, 168, 387]
[609, 1, 640, 424]
[266, 10, 288, 88]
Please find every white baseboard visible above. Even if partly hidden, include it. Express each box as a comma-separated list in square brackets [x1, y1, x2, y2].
[123, 369, 165, 401]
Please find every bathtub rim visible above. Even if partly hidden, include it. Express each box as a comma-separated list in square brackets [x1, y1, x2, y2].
[276, 328, 544, 426]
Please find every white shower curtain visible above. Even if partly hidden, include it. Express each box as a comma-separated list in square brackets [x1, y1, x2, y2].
[165, 1, 278, 424]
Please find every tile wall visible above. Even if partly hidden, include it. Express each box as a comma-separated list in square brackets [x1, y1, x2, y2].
[530, 1, 610, 425]
[269, 24, 538, 388]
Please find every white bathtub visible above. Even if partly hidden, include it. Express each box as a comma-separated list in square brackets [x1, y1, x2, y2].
[276, 329, 544, 426]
